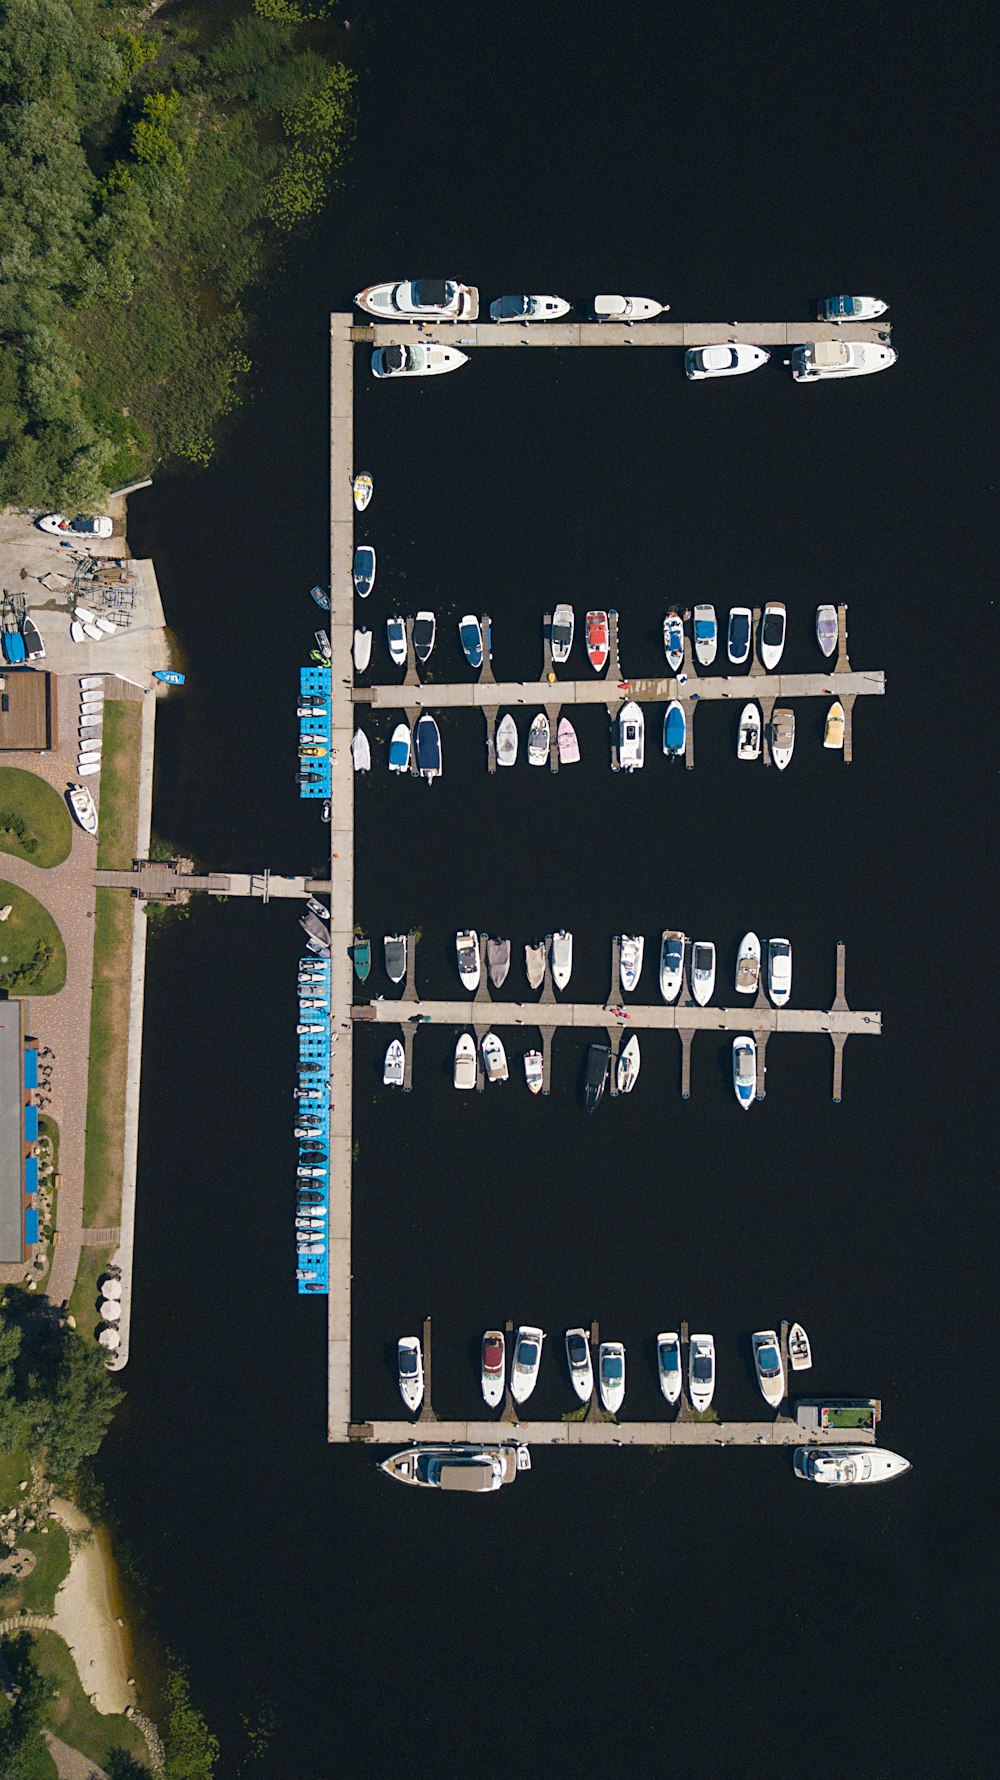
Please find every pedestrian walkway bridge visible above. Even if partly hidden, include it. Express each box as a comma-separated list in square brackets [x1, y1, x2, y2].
[95, 863, 331, 902]
[353, 319, 892, 349]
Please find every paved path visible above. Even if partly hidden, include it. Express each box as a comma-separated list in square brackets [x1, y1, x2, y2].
[43, 1732, 109, 1780]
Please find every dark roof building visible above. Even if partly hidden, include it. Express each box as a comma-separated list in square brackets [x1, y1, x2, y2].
[0, 671, 57, 751]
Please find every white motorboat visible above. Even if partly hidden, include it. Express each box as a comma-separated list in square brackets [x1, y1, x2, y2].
[353, 545, 376, 598]
[388, 723, 411, 774]
[659, 930, 685, 1003]
[550, 603, 574, 665]
[352, 472, 373, 511]
[510, 1326, 544, 1403]
[355, 279, 479, 320]
[528, 712, 550, 766]
[38, 512, 112, 538]
[413, 612, 436, 664]
[593, 295, 667, 320]
[752, 1330, 785, 1406]
[662, 610, 684, 671]
[496, 713, 518, 766]
[481, 1331, 506, 1407]
[616, 1034, 640, 1094]
[816, 604, 839, 658]
[384, 933, 407, 984]
[371, 343, 469, 377]
[728, 607, 752, 666]
[737, 702, 762, 761]
[735, 931, 761, 996]
[557, 718, 580, 764]
[618, 701, 644, 771]
[458, 614, 485, 669]
[788, 1323, 812, 1371]
[688, 1334, 715, 1412]
[414, 714, 442, 781]
[662, 700, 686, 759]
[456, 929, 481, 992]
[397, 1336, 424, 1412]
[523, 1050, 544, 1095]
[690, 940, 716, 1006]
[598, 1342, 626, 1415]
[387, 615, 407, 665]
[383, 1039, 405, 1087]
[67, 784, 97, 835]
[656, 1332, 682, 1406]
[550, 929, 573, 990]
[380, 1443, 530, 1491]
[819, 295, 888, 322]
[585, 610, 609, 672]
[565, 1329, 593, 1402]
[487, 937, 511, 988]
[619, 934, 644, 993]
[759, 601, 786, 670]
[824, 700, 845, 749]
[454, 1033, 477, 1090]
[686, 343, 769, 379]
[489, 295, 570, 321]
[692, 603, 717, 665]
[353, 627, 372, 672]
[770, 707, 795, 770]
[525, 942, 546, 990]
[792, 340, 896, 381]
[767, 937, 792, 1007]
[733, 1036, 757, 1109]
[794, 1447, 911, 1485]
[351, 729, 371, 772]
[481, 1031, 508, 1083]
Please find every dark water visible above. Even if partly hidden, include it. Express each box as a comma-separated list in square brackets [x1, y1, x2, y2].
[108, 5, 995, 1775]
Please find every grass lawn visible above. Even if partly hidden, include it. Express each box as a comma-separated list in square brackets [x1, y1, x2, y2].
[96, 702, 142, 872]
[0, 1521, 71, 1617]
[32, 1630, 150, 1770]
[68, 1244, 113, 1334]
[0, 881, 66, 995]
[83, 890, 133, 1227]
[0, 1446, 31, 1512]
[0, 767, 71, 868]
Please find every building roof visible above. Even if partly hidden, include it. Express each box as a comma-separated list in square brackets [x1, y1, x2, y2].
[0, 671, 54, 750]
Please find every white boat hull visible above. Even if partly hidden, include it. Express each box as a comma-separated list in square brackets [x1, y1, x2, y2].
[616, 1035, 640, 1094]
[593, 295, 665, 320]
[735, 931, 761, 995]
[733, 1036, 756, 1108]
[598, 1344, 626, 1414]
[752, 1331, 785, 1406]
[691, 943, 716, 1007]
[788, 1323, 812, 1371]
[794, 1447, 911, 1485]
[792, 342, 896, 381]
[659, 932, 685, 1004]
[550, 931, 573, 990]
[737, 703, 762, 760]
[619, 935, 644, 993]
[510, 1327, 544, 1404]
[496, 714, 518, 766]
[657, 1334, 682, 1406]
[688, 1335, 716, 1413]
[686, 343, 769, 379]
[618, 701, 644, 770]
[454, 1034, 477, 1090]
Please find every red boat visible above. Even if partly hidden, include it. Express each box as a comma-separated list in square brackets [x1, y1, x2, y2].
[481, 1331, 506, 1408]
[586, 609, 609, 673]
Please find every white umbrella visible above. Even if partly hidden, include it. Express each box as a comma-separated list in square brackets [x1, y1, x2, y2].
[100, 1278, 122, 1300]
[99, 1299, 121, 1322]
[98, 1327, 120, 1349]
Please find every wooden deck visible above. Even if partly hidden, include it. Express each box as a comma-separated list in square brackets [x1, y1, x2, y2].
[353, 319, 891, 349]
[349, 1417, 875, 1448]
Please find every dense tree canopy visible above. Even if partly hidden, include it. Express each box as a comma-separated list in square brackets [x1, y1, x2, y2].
[0, 1291, 122, 1483]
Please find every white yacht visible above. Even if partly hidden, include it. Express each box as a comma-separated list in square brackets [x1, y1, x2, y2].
[413, 611, 436, 664]
[481, 1331, 506, 1407]
[618, 701, 644, 771]
[619, 935, 644, 993]
[662, 610, 684, 671]
[737, 702, 762, 761]
[767, 937, 792, 1007]
[824, 700, 845, 749]
[663, 700, 686, 759]
[598, 1342, 626, 1414]
[788, 1323, 812, 1371]
[355, 279, 479, 320]
[528, 712, 550, 766]
[550, 603, 575, 665]
[659, 930, 686, 1003]
[593, 295, 666, 320]
[819, 295, 888, 323]
[565, 1328, 594, 1402]
[496, 713, 518, 766]
[387, 615, 407, 665]
[686, 343, 769, 379]
[388, 723, 411, 774]
[733, 1036, 756, 1109]
[616, 1034, 640, 1094]
[794, 1447, 911, 1485]
[752, 1330, 785, 1406]
[792, 340, 896, 381]
[656, 1332, 682, 1406]
[481, 1031, 508, 1083]
[692, 603, 717, 665]
[380, 1443, 530, 1491]
[351, 729, 371, 773]
[456, 930, 481, 991]
[353, 627, 372, 672]
[490, 294, 570, 320]
[510, 1326, 544, 1403]
[371, 343, 469, 378]
[759, 601, 786, 670]
[550, 929, 573, 989]
[688, 1334, 715, 1412]
[770, 708, 795, 770]
[454, 1033, 477, 1090]
[816, 604, 839, 657]
[735, 931, 761, 996]
[397, 1336, 424, 1412]
[523, 1050, 544, 1095]
[690, 940, 716, 1006]
[383, 1039, 405, 1088]
[728, 607, 752, 666]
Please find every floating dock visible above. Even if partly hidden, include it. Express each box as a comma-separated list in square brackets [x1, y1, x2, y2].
[353, 319, 892, 350]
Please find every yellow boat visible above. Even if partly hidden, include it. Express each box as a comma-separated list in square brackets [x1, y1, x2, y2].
[824, 699, 845, 749]
[352, 471, 373, 511]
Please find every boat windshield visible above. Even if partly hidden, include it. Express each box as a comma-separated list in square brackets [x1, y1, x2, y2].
[660, 1344, 679, 1369]
[692, 1355, 712, 1380]
[517, 1342, 538, 1368]
[381, 346, 407, 373]
[729, 613, 750, 647]
[399, 1350, 418, 1374]
[483, 1341, 503, 1369]
[567, 1335, 588, 1366]
[412, 280, 452, 308]
[665, 940, 683, 966]
[693, 946, 712, 973]
[602, 1356, 623, 1381]
[762, 612, 784, 642]
[759, 1346, 779, 1373]
[497, 295, 528, 317]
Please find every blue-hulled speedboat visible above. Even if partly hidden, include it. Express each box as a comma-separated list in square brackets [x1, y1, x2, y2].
[353, 545, 376, 598]
[459, 614, 490, 669]
[663, 700, 686, 758]
[414, 714, 442, 781]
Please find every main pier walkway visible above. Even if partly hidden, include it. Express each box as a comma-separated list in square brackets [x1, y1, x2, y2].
[354, 318, 892, 350]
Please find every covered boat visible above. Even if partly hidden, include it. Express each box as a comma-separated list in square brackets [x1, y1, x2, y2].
[663, 700, 686, 758]
[525, 942, 546, 990]
[487, 937, 511, 988]
[735, 931, 761, 995]
[387, 615, 407, 665]
[788, 1323, 812, 1371]
[351, 729, 371, 772]
[524, 1050, 544, 1094]
[496, 713, 518, 766]
[380, 1443, 529, 1491]
[619, 934, 644, 993]
[454, 1033, 477, 1090]
[752, 1330, 785, 1406]
[352, 472, 373, 510]
[816, 604, 839, 657]
[388, 723, 411, 773]
[481, 1031, 508, 1083]
[616, 1034, 640, 1094]
[733, 1035, 757, 1108]
[770, 707, 795, 770]
[663, 610, 684, 671]
[659, 930, 685, 1003]
[657, 1333, 682, 1406]
[586, 610, 609, 672]
[456, 930, 481, 992]
[481, 1332, 506, 1406]
[353, 627, 372, 672]
[527, 712, 550, 765]
[618, 701, 644, 771]
[353, 544, 376, 598]
[690, 939, 716, 1006]
[557, 718, 580, 764]
[414, 714, 442, 781]
[824, 700, 845, 749]
[692, 603, 717, 665]
[550, 929, 573, 990]
[352, 937, 372, 982]
[383, 1039, 405, 1088]
[459, 614, 485, 669]
[737, 702, 762, 761]
[397, 1336, 424, 1411]
[598, 1342, 626, 1414]
[728, 607, 752, 666]
[384, 933, 407, 983]
[550, 603, 574, 666]
[413, 611, 436, 663]
[759, 601, 786, 670]
[583, 1041, 610, 1113]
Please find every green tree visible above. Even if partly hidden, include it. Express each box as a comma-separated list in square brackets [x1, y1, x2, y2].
[163, 1665, 219, 1780]
[0, 1632, 55, 1780]
[26, 1323, 122, 1485]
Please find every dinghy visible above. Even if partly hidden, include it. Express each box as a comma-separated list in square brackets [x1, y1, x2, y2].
[353, 545, 376, 598]
[816, 604, 839, 658]
[351, 729, 371, 772]
[413, 611, 436, 664]
[619, 935, 644, 993]
[523, 1050, 544, 1095]
[692, 603, 717, 666]
[663, 610, 684, 671]
[659, 931, 685, 1003]
[383, 1040, 405, 1088]
[616, 1035, 640, 1094]
[737, 702, 762, 761]
[353, 472, 373, 510]
[586, 610, 609, 672]
[824, 700, 845, 749]
[557, 718, 580, 764]
[527, 712, 550, 765]
[496, 713, 518, 766]
[481, 1031, 509, 1083]
[387, 615, 407, 665]
[770, 707, 795, 770]
[388, 723, 411, 773]
[663, 700, 686, 758]
[550, 929, 573, 990]
[353, 627, 372, 672]
[618, 701, 644, 771]
[524, 942, 546, 990]
[309, 585, 331, 611]
[550, 604, 574, 666]
[487, 937, 511, 988]
[735, 932, 761, 996]
[454, 1034, 477, 1090]
[788, 1323, 812, 1371]
[414, 714, 442, 781]
[733, 1036, 757, 1108]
